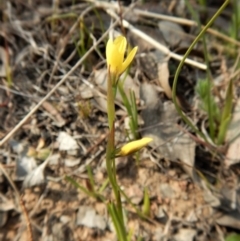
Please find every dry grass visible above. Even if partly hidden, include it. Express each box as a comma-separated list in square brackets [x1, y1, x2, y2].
[0, 1, 240, 241]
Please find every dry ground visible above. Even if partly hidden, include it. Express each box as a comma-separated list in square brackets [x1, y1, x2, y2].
[0, 1, 240, 241]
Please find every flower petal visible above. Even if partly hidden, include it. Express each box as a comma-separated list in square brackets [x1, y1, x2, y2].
[114, 36, 127, 56]
[113, 36, 126, 68]
[106, 36, 138, 76]
[115, 137, 152, 157]
[119, 46, 138, 74]
[106, 38, 114, 65]
[106, 36, 126, 75]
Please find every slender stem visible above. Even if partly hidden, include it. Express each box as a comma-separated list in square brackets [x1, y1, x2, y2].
[106, 72, 125, 227]
[172, 0, 230, 141]
[107, 73, 115, 130]
[186, 0, 215, 141]
[233, 0, 239, 40]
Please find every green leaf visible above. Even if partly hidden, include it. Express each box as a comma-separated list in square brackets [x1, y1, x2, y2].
[217, 115, 231, 145]
[86, 165, 95, 193]
[118, 81, 139, 139]
[118, 81, 132, 115]
[65, 176, 92, 197]
[225, 233, 240, 241]
[221, 79, 233, 124]
[142, 187, 150, 216]
[217, 79, 233, 145]
[65, 175, 105, 202]
[108, 203, 127, 241]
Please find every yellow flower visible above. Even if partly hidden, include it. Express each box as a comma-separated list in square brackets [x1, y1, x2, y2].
[115, 137, 152, 157]
[106, 35, 138, 76]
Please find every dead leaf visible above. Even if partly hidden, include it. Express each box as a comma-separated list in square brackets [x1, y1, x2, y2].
[0, 193, 16, 229]
[157, 55, 186, 109]
[10, 139, 24, 153]
[0, 195, 15, 212]
[128, 24, 166, 52]
[225, 99, 240, 167]
[157, 60, 171, 98]
[42, 101, 66, 127]
[158, 20, 188, 48]
[216, 210, 240, 230]
[64, 157, 81, 167]
[57, 132, 78, 151]
[0, 47, 10, 77]
[140, 83, 196, 179]
[173, 228, 197, 241]
[9, 140, 37, 180]
[0, 211, 8, 228]
[79, 83, 94, 99]
[91, 92, 108, 113]
[76, 206, 107, 230]
[139, 50, 167, 80]
[22, 154, 50, 188]
[202, 181, 221, 207]
[16, 153, 37, 181]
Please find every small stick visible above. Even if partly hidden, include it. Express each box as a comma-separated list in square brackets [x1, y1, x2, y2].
[0, 163, 33, 241]
[89, 0, 240, 47]
[0, 21, 115, 147]
[134, 8, 240, 48]
[106, 9, 207, 70]
[20, 197, 34, 241]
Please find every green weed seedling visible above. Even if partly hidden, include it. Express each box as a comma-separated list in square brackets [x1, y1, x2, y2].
[67, 35, 152, 241]
[196, 78, 233, 145]
[172, 0, 232, 146]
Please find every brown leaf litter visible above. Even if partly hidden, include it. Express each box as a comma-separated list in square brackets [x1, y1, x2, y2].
[1, 0, 240, 241]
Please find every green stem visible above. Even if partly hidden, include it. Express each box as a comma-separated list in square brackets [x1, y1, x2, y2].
[106, 72, 125, 232]
[186, 0, 215, 141]
[172, 0, 230, 142]
[107, 74, 115, 130]
[233, 0, 239, 40]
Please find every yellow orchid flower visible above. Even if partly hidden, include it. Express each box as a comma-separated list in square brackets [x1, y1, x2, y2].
[106, 35, 138, 77]
[115, 137, 152, 157]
